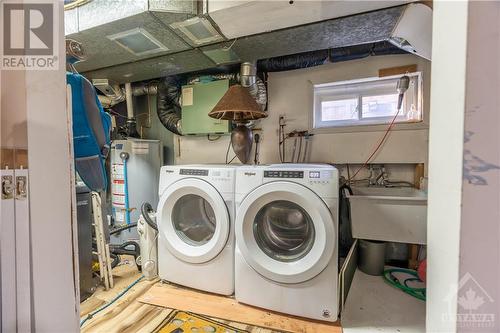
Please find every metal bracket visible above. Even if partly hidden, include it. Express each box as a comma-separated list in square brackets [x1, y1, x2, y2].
[15, 176, 27, 200]
[2, 175, 14, 200]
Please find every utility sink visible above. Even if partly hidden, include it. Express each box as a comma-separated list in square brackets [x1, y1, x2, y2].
[347, 186, 427, 244]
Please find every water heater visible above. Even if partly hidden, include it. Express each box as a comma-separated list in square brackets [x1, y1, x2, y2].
[110, 139, 162, 244]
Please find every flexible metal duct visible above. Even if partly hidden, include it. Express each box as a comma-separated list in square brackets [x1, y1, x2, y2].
[257, 50, 330, 72]
[155, 62, 269, 135]
[186, 63, 267, 111]
[251, 77, 267, 111]
[104, 41, 402, 133]
[256, 42, 405, 73]
[156, 77, 182, 135]
[330, 41, 406, 62]
[240, 62, 267, 111]
[94, 81, 125, 108]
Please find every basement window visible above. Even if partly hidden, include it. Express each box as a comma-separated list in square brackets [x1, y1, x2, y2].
[313, 72, 422, 129]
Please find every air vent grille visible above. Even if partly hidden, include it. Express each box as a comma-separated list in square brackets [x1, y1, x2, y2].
[107, 28, 168, 56]
[170, 17, 224, 46]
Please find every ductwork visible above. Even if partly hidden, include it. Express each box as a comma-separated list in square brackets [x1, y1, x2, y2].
[156, 77, 182, 136]
[207, 0, 417, 40]
[256, 41, 407, 74]
[185, 63, 267, 111]
[65, 0, 200, 74]
[78, 4, 431, 84]
[92, 79, 126, 108]
[258, 50, 329, 72]
[131, 82, 158, 96]
[97, 95, 122, 109]
[240, 62, 267, 111]
[187, 73, 238, 85]
[155, 61, 268, 135]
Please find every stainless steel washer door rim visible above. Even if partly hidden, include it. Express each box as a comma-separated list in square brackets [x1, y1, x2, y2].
[157, 178, 230, 264]
[236, 181, 335, 284]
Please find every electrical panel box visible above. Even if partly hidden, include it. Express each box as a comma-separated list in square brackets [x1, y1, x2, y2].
[181, 79, 230, 135]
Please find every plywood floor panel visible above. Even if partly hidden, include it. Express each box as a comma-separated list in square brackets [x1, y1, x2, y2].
[139, 283, 342, 333]
[81, 258, 341, 333]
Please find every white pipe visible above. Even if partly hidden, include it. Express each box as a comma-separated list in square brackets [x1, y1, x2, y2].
[125, 82, 134, 119]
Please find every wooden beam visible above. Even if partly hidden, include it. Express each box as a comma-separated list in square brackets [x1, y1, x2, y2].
[139, 283, 342, 333]
[379, 64, 418, 77]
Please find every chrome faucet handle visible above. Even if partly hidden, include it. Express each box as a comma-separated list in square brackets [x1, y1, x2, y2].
[367, 165, 376, 186]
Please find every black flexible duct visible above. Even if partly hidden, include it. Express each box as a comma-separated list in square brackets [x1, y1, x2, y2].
[258, 50, 329, 72]
[157, 76, 182, 135]
[141, 202, 158, 231]
[257, 42, 406, 73]
[110, 223, 137, 235]
[330, 41, 406, 63]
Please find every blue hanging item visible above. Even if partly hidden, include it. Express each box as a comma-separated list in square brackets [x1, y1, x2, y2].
[67, 72, 112, 192]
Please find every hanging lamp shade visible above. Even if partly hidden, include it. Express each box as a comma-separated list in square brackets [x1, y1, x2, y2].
[209, 84, 267, 121]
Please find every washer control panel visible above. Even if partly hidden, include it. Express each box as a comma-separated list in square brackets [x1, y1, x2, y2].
[179, 169, 209, 176]
[308, 170, 333, 185]
[264, 170, 304, 178]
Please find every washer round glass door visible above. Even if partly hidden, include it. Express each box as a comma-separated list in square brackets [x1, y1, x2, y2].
[236, 181, 335, 284]
[158, 178, 230, 264]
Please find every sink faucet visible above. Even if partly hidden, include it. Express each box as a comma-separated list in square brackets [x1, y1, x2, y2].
[375, 166, 389, 186]
[368, 165, 388, 187]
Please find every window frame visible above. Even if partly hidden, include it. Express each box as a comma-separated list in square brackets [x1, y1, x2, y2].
[312, 72, 423, 131]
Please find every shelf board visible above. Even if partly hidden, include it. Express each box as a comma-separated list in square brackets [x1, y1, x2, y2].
[342, 269, 426, 333]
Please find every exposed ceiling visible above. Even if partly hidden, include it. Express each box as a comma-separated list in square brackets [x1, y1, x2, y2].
[66, 1, 431, 83]
[207, 0, 415, 39]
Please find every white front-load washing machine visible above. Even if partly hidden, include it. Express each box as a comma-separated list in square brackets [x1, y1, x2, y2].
[235, 164, 339, 321]
[157, 165, 235, 295]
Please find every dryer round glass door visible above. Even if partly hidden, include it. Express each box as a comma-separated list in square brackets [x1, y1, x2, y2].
[236, 181, 335, 284]
[253, 200, 315, 262]
[172, 194, 216, 246]
[157, 178, 230, 264]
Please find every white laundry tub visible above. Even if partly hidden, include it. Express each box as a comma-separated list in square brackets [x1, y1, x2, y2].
[348, 186, 427, 244]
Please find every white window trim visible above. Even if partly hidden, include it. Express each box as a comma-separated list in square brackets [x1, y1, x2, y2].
[310, 72, 426, 134]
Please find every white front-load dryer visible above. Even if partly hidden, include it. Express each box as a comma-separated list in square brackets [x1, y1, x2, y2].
[157, 165, 236, 295]
[235, 164, 339, 321]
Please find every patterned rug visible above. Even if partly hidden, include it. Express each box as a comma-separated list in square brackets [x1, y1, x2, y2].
[155, 310, 248, 333]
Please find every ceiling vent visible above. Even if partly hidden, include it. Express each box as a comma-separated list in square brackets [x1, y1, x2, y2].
[170, 17, 225, 46]
[107, 28, 169, 56]
[65, 0, 198, 73]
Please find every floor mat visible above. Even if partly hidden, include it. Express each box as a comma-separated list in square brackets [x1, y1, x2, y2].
[155, 310, 248, 333]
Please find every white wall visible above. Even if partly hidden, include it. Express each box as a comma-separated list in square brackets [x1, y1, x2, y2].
[458, 2, 500, 332]
[1, 2, 78, 331]
[1, 72, 28, 148]
[176, 54, 430, 180]
[426, 2, 468, 332]
[25, 1, 80, 331]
